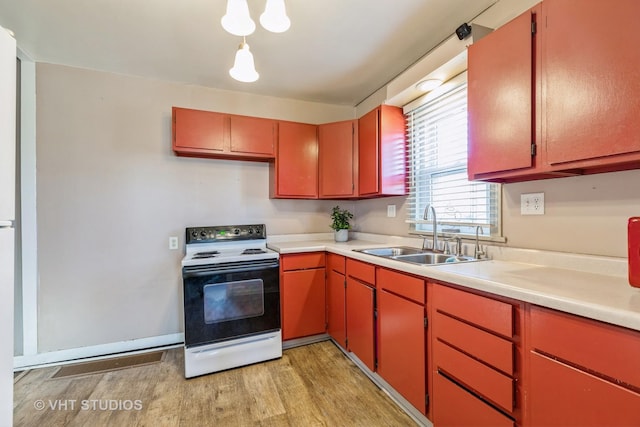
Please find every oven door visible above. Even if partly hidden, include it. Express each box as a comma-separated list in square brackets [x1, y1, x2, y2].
[182, 259, 280, 348]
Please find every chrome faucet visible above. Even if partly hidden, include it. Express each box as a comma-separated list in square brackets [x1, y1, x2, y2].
[423, 204, 440, 252]
[474, 225, 486, 259]
[452, 236, 463, 256]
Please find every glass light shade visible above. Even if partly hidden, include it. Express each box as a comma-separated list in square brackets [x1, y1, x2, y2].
[260, 0, 291, 33]
[229, 42, 259, 82]
[221, 0, 256, 36]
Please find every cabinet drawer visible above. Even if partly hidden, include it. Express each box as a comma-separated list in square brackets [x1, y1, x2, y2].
[346, 258, 375, 285]
[434, 373, 514, 427]
[434, 311, 513, 375]
[530, 351, 640, 427]
[281, 253, 326, 271]
[435, 340, 514, 412]
[377, 268, 425, 304]
[433, 285, 513, 338]
[327, 253, 345, 274]
[530, 305, 640, 389]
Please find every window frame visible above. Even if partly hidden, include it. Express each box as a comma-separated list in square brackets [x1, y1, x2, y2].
[403, 72, 505, 243]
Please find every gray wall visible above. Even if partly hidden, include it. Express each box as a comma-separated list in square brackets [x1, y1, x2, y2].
[35, 63, 352, 352]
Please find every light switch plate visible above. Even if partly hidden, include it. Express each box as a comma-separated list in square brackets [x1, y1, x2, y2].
[169, 236, 179, 250]
[521, 192, 545, 215]
[387, 205, 396, 218]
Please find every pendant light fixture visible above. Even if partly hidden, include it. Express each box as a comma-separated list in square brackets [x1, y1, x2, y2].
[229, 38, 259, 83]
[221, 0, 256, 36]
[260, 0, 291, 33]
[221, 0, 290, 82]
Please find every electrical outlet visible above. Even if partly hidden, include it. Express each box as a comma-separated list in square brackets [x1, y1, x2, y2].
[521, 192, 545, 215]
[169, 236, 179, 250]
[387, 205, 396, 218]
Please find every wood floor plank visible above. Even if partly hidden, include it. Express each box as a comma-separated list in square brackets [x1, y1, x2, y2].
[242, 362, 286, 422]
[267, 354, 327, 426]
[14, 341, 418, 426]
[136, 349, 184, 427]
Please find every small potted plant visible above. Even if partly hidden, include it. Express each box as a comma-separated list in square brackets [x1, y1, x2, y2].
[330, 205, 353, 242]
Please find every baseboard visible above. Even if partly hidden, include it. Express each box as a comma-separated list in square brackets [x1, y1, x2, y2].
[282, 333, 330, 350]
[13, 333, 184, 370]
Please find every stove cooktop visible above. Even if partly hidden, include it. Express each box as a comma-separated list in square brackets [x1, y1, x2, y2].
[182, 224, 278, 267]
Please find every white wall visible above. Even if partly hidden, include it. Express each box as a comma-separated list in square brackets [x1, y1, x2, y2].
[35, 63, 353, 352]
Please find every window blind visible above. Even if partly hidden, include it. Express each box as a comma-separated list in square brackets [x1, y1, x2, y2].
[405, 82, 501, 238]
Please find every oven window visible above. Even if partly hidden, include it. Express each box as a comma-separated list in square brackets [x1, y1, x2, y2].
[203, 279, 265, 324]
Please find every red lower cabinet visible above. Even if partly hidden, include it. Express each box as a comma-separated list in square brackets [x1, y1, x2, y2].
[529, 352, 640, 426]
[345, 277, 375, 371]
[377, 288, 426, 414]
[280, 253, 326, 341]
[326, 268, 346, 349]
[431, 284, 520, 426]
[282, 269, 326, 340]
[527, 305, 640, 426]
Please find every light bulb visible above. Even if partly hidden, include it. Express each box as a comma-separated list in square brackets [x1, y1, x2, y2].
[415, 79, 443, 92]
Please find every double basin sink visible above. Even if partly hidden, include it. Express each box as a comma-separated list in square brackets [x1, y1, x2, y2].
[354, 246, 479, 266]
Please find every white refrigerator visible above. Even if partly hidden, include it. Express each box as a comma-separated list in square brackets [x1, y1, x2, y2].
[0, 24, 16, 427]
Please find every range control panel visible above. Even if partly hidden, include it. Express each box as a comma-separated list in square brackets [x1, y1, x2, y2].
[185, 224, 266, 244]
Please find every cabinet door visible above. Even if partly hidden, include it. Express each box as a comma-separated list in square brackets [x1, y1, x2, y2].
[529, 351, 640, 426]
[172, 107, 226, 152]
[318, 120, 357, 198]
[358, 107, 379, 195]
[229, 115, 276, 157]
[273, 121, 318, 198]
[327, 269, 346, 349]
[544, 0, 640, 166]
[358, 105, 406, 196]
[346, 277, 375, 371]
[467, 8, 536, 178]
[378, 289, 426, 414]
[282, 269, 326, 340]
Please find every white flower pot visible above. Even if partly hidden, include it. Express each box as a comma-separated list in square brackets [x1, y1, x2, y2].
[334, 229, 349, 242]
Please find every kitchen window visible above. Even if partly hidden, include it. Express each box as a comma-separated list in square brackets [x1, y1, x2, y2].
[405, 75, 503, 241]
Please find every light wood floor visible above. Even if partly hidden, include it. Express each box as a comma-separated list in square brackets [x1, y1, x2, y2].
[14, 341, 417, 426]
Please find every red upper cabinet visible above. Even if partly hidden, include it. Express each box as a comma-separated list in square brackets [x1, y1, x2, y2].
[467, 5, 541, 181]
[358, 105, 407, 197]
[172, 107, 276, 161]
[318, 120, 358, 198]
[229, 115, 276, 157]
[270, 121, 318, 199]
[543, 0, 640, 169]
[172, 107, 226, 153]
[468, 1, 640, 182]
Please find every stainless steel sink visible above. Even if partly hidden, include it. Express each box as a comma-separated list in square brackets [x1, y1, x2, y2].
[354, 246, 480, 265]
[390, 253, 476, 265]
[355, 246, 425, 257]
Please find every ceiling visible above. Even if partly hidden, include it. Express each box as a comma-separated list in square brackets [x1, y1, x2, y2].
[0, 0, 495, 106]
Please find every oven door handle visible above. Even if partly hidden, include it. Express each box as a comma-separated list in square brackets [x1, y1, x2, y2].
[182, 260, 280, 277]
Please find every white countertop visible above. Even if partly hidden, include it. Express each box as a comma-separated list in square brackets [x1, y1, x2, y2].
[267, 236, 640, 332]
